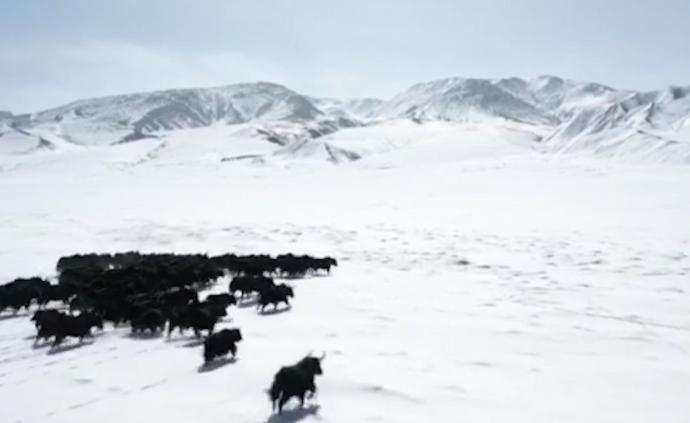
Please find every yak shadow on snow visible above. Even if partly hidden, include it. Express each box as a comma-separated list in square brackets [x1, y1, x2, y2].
[258, 306, 292, 316]
[237, 298, 259, 308]
[31, 339, 53, 349]
[197, 356, 237, 373]
[126, 331, 164, 341]
[30, 330, 103, 349]
[281, 274, 308, 280]
[47, 340, 94, 355]
[165, 334, 199, 344]
[182, 338, 205, 348]
[265, 404, 320, 423]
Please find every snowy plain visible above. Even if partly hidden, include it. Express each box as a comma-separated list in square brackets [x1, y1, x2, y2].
[1, 122, 690, 423]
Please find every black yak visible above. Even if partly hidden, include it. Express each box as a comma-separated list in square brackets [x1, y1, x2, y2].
[206, 293, 236, 309]
[52, 312, 103, 346]
[197, 300, 228, 319]
[258, 284, 294, 312]
[162, 288, 198, 309]
[168, 305, 219, 338]
[269, 353, 325, 413]
[229, 275, 274, 299]
[130, 308, 166, 334]
[0, 277, 51, 314]
[313, 257, 338, 274]
[32, 309, 63, 330]
[42, 284, 74, 304]
[32, 309, 66, 344]
[203, 328, 242, 364]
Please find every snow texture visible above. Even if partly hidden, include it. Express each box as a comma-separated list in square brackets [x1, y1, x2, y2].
[1, 127, 690, 423]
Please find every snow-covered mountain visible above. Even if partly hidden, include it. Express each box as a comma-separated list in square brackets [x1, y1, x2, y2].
[375, 76, 690, 163]
[377, 76, 623, 124]
[546, 85, 690, 162]
[10, 82, 355, 146]
[3, 76, 690, 164]
[379, 77, 549, 125]
[309, 97, 384, 121]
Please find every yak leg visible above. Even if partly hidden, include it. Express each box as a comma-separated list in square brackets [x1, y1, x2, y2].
[278, 394, 290, 413]
[299, 393, 306, 408]
[307, 384, 317, 399]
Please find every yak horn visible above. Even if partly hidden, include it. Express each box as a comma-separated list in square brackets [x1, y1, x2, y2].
[319, 351, 327, 361]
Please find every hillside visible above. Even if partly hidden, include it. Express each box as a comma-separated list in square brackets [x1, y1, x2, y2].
[2, 76, 690, 165]
[10, 82, 351, 146]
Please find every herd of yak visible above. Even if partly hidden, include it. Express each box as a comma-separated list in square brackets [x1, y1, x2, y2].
[0, 251, 336, 413]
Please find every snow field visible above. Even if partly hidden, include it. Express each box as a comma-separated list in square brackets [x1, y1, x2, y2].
[0, 149, 689, 422]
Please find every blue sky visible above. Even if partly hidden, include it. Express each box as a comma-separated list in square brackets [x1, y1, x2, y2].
[1, 0, 689, 112]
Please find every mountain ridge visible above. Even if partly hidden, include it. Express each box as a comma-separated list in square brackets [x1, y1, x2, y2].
[3, 76, 690, 164]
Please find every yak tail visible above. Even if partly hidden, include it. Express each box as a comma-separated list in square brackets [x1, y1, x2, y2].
[268, 379, 281, 402]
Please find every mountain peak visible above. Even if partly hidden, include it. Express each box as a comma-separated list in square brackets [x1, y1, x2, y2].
[379, 76, 557, 125]
[17, 82, 334, 145]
